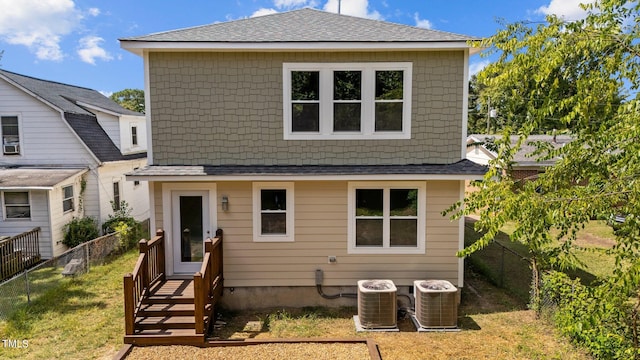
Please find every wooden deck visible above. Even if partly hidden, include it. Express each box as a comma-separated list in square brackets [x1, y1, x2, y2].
[123, 230, 224, 346]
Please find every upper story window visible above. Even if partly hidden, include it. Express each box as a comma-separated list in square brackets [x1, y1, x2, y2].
[62, 185, 74, 213]
[3, 191, 31, 220]
[283, 63, 412, 140]
[1, 116, 20, 155]
[131, 125, 138, 146]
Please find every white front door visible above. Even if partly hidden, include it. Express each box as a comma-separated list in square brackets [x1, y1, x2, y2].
[172, 190, 211, 274]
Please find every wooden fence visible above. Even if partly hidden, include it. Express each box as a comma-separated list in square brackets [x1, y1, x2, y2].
[0, 227, 41, 281]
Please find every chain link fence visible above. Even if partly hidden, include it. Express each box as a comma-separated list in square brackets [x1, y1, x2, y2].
[464, 220, 532, 303]
[0, 232, 121, 320]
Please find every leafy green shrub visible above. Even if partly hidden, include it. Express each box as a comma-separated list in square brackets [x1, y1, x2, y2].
[542, 271, 638, 359]
[62, 217, 100, 248]
[102, 201, 142, 251]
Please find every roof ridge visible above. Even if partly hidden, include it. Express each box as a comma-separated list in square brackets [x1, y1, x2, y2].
[0, 69, 98, 93]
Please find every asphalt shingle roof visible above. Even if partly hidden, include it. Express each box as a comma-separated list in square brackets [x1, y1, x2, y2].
[468, 134, 573, 166]
[122, 8, 476, 44]
[0, 69, 141, 116]
[128, 160, 486, 178]
[0, 69, 146, 162]
[0, 167, 87, 189]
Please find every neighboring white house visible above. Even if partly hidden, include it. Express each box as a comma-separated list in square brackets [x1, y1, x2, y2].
[0, 69, 149, 259]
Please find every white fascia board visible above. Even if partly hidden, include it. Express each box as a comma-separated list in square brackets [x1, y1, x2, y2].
[120, 41, 479, 56]
[126, 173, 485, 182]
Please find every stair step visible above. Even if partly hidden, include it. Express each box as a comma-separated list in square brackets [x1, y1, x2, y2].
[144, 295, 194, 304]
[139, 303, 195, 317]
[125, 328, 205, 346]
[135, 316, 197, 330]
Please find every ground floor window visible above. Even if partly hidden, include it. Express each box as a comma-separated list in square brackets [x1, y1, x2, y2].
[3, 191, 31, 219]
[252, 182, 295, 242]
[348, 182, 426, 254]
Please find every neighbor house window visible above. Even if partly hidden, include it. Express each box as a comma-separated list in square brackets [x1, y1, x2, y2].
[348, 182, 425, 254]
[62, 185, 74, 213]
[3, 191, 31, 219]
[283, 63, 412, 140]
[1, 116, 20, 155]
[131, 125, 138, 146]
[113, 181, 121, 210]
[252, 182, 294, 242]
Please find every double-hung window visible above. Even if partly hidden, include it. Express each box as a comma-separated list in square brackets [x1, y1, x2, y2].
[62, 185, 74, 213]
[3, 191, 31, 219]
[284, 63, 412, 140]
[348, 182, 425, 254]
[253, 182, 294, 242]
[1, 116, 20, 155]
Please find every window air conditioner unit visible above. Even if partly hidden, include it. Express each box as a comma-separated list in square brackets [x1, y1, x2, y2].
[3, 144, 19, 154]
[357, 279, 397, 329]
[413, 280, 459, 329]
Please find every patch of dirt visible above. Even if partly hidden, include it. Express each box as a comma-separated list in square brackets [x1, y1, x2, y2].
[574, 232, 616, 248]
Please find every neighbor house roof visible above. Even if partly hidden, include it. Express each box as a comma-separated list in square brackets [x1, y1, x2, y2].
[0, 167, 87, 190]
[126, 160, 486, 181]
[0, 69, 145, 163]
[120, 8, 480, 55]
[467, 134, 573, 167]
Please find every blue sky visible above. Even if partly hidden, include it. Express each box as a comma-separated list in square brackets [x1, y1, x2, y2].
[0, 0, 594, 96]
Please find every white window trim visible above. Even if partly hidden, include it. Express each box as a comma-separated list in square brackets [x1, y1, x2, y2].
[2, 191, 31, 220]
[283, 62, 412, 140]
[1, 114, 23, 157]
[347, 181, 426, 254]
[62, 184, 74, 213]
[252, 182, 295, 242]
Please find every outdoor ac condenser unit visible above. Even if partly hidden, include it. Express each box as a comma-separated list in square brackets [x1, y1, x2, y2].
[414, 280, 458, 329]
[357, 279, 397, 329]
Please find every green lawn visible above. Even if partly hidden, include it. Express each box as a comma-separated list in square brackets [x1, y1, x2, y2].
[0, 250, 138, 360]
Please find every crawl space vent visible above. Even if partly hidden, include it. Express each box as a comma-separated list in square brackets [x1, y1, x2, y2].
[357, 279, 397, 329]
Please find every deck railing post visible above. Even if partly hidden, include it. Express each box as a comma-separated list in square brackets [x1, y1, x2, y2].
[139, 239, 149, 289]
[216, 229, 223, 290]
[193, 272, 204, 334]
[156, 229, 166, 282]
[124, 273, 135, 335]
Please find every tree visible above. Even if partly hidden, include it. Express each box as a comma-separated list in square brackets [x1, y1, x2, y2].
[110, 88, 145, 113]
[448, 0, 640, 313]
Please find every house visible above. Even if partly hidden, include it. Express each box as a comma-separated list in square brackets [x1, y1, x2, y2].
[121, 8, 485, 310]
[466, 134, 572, 182]
[0, 69, 149, 259]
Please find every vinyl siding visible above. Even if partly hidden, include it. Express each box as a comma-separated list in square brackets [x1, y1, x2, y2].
[0, 190, 53, 259]
[48, 175, 86, 257]
[153, 179, 462, 287]
[96, 160, 149, 224]
[0, 79, 97, 166]
[148, 51, 464, 166]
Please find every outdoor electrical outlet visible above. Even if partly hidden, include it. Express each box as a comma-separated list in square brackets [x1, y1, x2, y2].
[328, 255, 337, 263]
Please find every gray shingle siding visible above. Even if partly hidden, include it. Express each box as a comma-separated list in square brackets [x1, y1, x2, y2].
[149, 51, 465, 166]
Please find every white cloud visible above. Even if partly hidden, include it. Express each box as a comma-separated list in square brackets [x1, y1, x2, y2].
[88, 7, 100, 17]
[77, 36, 113, 65]
[469, 60, 490, 76]
[0, 0, 82, 61]
[413, 13, 433, 29]
[536, 0, 596, 21]
[251, 8, 279, 17]
[274, 0, 316, 8]
[323, 0, 382, 20]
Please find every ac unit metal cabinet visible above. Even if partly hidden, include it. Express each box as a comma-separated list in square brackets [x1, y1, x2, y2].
[357, 279, 397, 329]
[414, 280, 458, 329]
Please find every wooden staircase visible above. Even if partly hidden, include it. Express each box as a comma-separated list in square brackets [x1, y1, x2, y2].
[123, 230, 224, 346]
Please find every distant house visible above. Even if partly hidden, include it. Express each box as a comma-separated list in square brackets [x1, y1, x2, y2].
[466, 134, 572, 181]
[0, 69, 149, 259]
[121, 8, 484, 310]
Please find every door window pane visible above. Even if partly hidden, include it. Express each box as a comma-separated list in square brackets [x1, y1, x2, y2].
[179, 196, 203, 262]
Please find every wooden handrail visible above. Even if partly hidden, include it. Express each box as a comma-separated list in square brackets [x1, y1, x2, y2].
[193, 229, 223, 334]
[123, 229, 165, 335]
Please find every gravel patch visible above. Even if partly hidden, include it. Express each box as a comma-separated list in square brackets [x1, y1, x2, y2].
[127, 343, 371, 360]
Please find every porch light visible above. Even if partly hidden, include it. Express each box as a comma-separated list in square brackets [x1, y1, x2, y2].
[221, 196, 229, 211]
